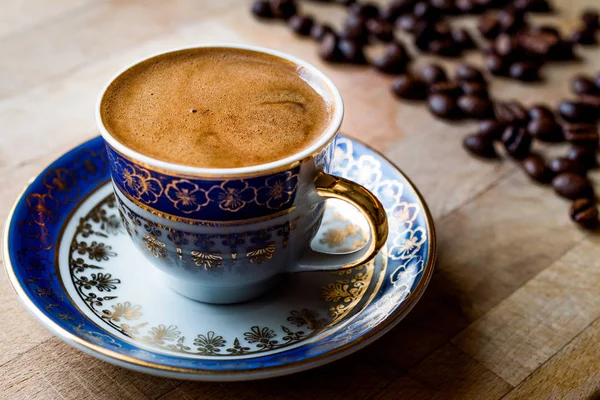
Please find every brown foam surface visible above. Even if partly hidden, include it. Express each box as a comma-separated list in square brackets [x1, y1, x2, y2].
[100, 48, 331, 168]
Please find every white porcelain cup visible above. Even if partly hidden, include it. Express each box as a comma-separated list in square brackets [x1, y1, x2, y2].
[97, 45, 388, 304]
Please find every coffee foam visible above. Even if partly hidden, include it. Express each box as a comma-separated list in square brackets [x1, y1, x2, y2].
[100, 48, 332, 168]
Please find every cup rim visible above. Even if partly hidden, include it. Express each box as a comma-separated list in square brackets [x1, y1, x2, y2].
[96, 44, 344, 177]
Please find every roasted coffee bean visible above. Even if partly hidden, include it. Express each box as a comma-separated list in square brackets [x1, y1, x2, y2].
[570, 198, 598, 229]
[336, 0, 356, 5]
[381, 0, 414, 22]
[568, 146, 597, 169]
[349, 2, 379, 19]
[458, 95, 494, 119]
[270, 0, 297, 19]
[428, 39, 461, 57]
[451, 28, 476, 49]
[509, 61, 539, 81]
[485, 53, 509, 76]
[461, 81, 488, 97]
[311, 23, 334, 41]
[431, 0, 458, 13]
[475, 0, 498, 7]
[372, 42, 410, 74]
[494, 33, 519, 58]
[478, 13, 501, 38]
[252, 0, 274, 18]
[498, 10, 525, 34]
[578, 94, 600, 110]
[397, 14, 418, 32]
[581, 9, 600, 30]
[455, 64, 486, 83]
[433, 21, 452, 38]
[527, 117, 563, 142]
[463, 133, 498, 158]
[428, 93, 461, 119]
[552, 173, 594, 200]
[391, 75, 428, 100]
[366, 19, 394, 42]
[528, 104, 555, 120]
[420, 63, 447, 85]
[413, 22, 437, 50]
[558, 100, 596, 124]
[549, 157, 586, 176]
[288, 15, 314, 36]
[517, 30, 559, 57]
[339, 39, 368, 64]
[572, 75, 599, 95]
[547, 39, 576, 60]
[494, 100, 528, 125]
[570, 27, 598, 45]
[414, 1, 437, 20]
[522, 153, 552, 183]
[318, 33, 343, 62]
[457, 0, 480, 14]
[429, 81, 462, 97]
[478, 119, 506, 140]
[502, 125, 532, 159]
[563, 123, 599, 148]
[342, 13, 369, 42]
[514, 0, 551, 13]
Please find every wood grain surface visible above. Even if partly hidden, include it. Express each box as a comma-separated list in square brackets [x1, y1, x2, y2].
[1, 0, 600, 399]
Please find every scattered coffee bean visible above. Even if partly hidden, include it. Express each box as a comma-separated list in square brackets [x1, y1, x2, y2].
[552, 173, 594, 200]
[509, 61, 539, 81]
[485, 53, 509, 76]
[498, 9, 525, 33]
[252, 0, 274, 18]
[372, 42, 410, 74]
[570, 27, 598, 45]
[381, 1, 411, 22]
[570, 198, 599, 229]
[478, 119, 506, 140]
[397, 14, 418, 32]
[549, 157, 586, 176]
[318, 33, 343, 62]
[577, 94, 600, 110]
[414, 1, 437, 20]
[392, 75, 428, 100]
[288, 15, 314, 36]
[414, 23, 437, 51]
[429, 81, 462, 97]
[582, 9, 600, 30]
[568, 146, 597, 169]
[420, 63, 447, 85]
[455, 64, 486, 83]
[527, 117, 563, 142]
[311, 23, 334, 41]
[563, 123, 599, 148]
[350, 2, 379, 19]
[342, 13, 369, 43]
[517, 29, 559, 57]
[366, 19, 395, 42]
[494, 33, 519, 58]
[451, 28, 476, 49]
[514, 0, 551, 13]
[339, 39, 368, 64]
[528, 104, 555, 120]
[502, 125, 532, 159]
[478, 13, 501, 38]
[456, 0, 480, 14]
[571, 75, 599, 95]
[547, 39, 576, 60]
[461, 81, 488, 97]
[494, 101, 529, 125]
[458, 95, 494, 119]
[428, 93, 461, 119]
[270, 0, 297, 19]
[463, 132, 498, 158]
[557, 100, 596, 124]
[431, 0, 458, 13]
[522, 153, 552, 183]
[336, 0, 356, 5]
[429, 39, 461, 57]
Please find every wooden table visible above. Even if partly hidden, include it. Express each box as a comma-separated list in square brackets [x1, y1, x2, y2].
[1, 0, 600, 398]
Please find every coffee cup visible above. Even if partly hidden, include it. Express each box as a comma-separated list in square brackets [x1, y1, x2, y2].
[97, 44, 388, 304]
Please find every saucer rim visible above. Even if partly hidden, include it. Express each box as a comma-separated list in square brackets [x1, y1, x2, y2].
[2, 135, 436, 381]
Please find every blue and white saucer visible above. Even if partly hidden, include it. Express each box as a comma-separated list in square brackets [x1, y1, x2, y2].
[3, 135, 435, 381]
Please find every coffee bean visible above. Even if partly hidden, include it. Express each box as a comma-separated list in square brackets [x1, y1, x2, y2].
[568, 146, 597, 169]
[413, 22, 437, 50]
[528, 104, 555, 120]
[547, 39, 576, 60]
[498, 10, 525, 34]
[549, 157, 586, 176]
[478, 13, 501, 38]
[570, 198, 598, 229]
[336, 0, 356, 5]
[350, 2, 380, 19]
[342, 14, 369, 43]
[572, 75, 599, 95]
[397, 14, 418, 32]
[431, 0, 458, 13]
[270, 0, 297, 19]
[381, 0, 414, 22]
[420, 63, 447, 85]
[451, 28, 476, 49]
[392, 75, 428, 100]
[563, 123, 599, 148]
[372, 42, 410, 74]
[461, 81, 488, 97]
[509, 61, 539, 82]
[485, 53, 509, 76]
[502, 125, 532, 159]
[581, 9, 600, 30]
[478, 119, 506, 140]
[318, 33, 343, 62]
[457, 0, 480, 14]
[527, 117, 563, 142]
[517, 30, 559, 57]
[571, 27, 597, 45]
[475, 0, 498, 8]
[429, 81, 462, 97]
[429, 39, 461, 57]
[455, 64, 486, 83]
[428, 93, 461, 119]
[494, 33, 519, 58]
[558, 100, 596, 124]
[458, 95, 494, 119]
[252, 0, 274, 18]
[366, 19, 395, 42]
[514, 0, 551, 13]
[414, 1, 437, 20]
[494, 101, 529, 125]
[522, 153, 552, 183]
[577, 94, 600, 110]
[463, 133, 498, 158]
[339, 39, 368, 64]
[552, 173, 594, 200]
[288, 15, 314, 36]
[311, 23, 335, 41]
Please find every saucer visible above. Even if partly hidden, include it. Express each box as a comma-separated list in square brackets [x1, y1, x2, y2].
[3, 135, 435, 381]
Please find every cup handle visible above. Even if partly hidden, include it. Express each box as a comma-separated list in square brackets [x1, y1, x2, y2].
[288, 172, 389, 273]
